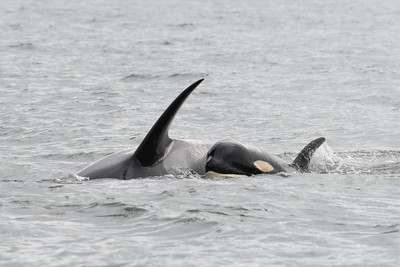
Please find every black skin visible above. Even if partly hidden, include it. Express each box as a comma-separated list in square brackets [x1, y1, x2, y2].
[206, 143, 265, 175]
[205, 140, 289, 176]
[205, 137, 326, 176]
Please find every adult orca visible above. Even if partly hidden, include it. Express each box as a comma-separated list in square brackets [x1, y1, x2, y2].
[77, 79, 212, 179]
[205, 137, 326, 177]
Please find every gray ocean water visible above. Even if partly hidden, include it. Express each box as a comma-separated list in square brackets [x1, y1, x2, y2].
[1, 0, 400, 266]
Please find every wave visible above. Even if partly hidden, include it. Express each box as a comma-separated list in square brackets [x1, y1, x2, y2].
[9, 42, 35, 50]
[167, 73, 209, 79]
[121, 72, 208, 82]
[121, 73, 161, 81]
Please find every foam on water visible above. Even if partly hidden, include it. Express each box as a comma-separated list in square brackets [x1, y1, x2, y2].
[309, 144, 400, 175]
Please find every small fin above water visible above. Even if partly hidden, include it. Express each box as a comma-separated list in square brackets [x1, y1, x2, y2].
[291, 137, 326, 172]
[133, 79, 204, 167]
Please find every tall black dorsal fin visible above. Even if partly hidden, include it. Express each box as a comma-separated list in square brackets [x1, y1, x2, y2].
[291, 137, 326, 172]
[133, 79, 204, 166]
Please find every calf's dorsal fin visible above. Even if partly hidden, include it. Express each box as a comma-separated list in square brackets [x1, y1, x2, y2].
[133, 79, 204, 166]
[291, 137, 326, 172]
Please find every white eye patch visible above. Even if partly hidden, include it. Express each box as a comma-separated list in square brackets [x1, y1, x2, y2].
[254, 160, 274, 173]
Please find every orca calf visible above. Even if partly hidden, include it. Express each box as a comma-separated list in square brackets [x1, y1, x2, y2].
[205, 138, 326, 177]
[77, 79, 325, 179]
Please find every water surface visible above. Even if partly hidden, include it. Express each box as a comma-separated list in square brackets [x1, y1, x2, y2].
[1, 0, 400, 266]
